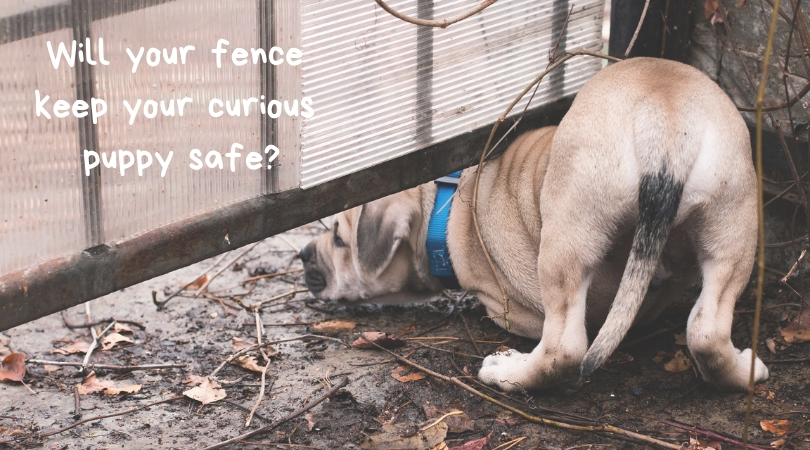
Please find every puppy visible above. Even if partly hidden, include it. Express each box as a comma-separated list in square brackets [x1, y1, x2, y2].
[300, 57, 768, 391]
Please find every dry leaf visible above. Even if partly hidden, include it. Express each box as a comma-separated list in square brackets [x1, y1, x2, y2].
[704, 0, 719, 18]
[311, 319, 357, 334]
[104, 384, 142, 395]
[77, 373, 116, 395]
[605, 351, 634, 365]
[186, 274, 209, 290]
[352, 332, 406, 349]
[53, 340, 91, 355]
[652, 350, 670, 364]
[688, 436, 722, 449]
[113, 323, 135, 334]
[770, 438, 786, 448]
[396, 324, 417, 336]
[182, 375, 206, 386]
[183, 379, 226, 405]
[391, 365, 425, 383]
[760, 420, 792, 436]
[674, 331, 687, 346]
[304, 413, 317, 431]
[449, 437, 488, 450]
[361, 421, 447, 450]
[777, 309, 810, 344]
[232, 337, 251, 352]
[101, 333, 133, 351]
[43, 365, 61, 372]
[232, 355, 266, 373]
[423, 405, 473, 433]
[0, 353, 26, 382]
[664, 349, 693, 373]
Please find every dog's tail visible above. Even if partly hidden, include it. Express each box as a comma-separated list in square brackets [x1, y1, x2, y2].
[580, 113, 688, 380]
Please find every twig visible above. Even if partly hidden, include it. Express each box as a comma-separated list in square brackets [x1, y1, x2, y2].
[548, 6, 574, 63]
[28, 360, 186, 371]
[737, 79, 810, 111]
[420, 411, 463, 431]
[736, 302, 802, 313]
[246, 368, 273, 428]
[208, 335, 348, 379]
[660, 420, 766, 450]
[781, 248, 807, 282]
[202, 377, 349, 450]
[221, 400, 269, 423]
[356, 335, 680, 449]
[60, 311, 146, 330]
[276, 235, 300, 253]
[762, 355, 810, 363]
[153, 251, 230, 310]
[461, 315, 483, 356]
[194, 243, 260, 297]
[39, 395, 183, 438]
[81, 321, 115, 373]
[493, 437, 527, 450]
[241, 268, 303, 285]
[624, 0, 651, 57]
[416, 342, 483, 360]
[373, 0, 499, 29]
[73, 385, 81, 419]
[247, 288, 309, 310]
[765, 234, 808, 247]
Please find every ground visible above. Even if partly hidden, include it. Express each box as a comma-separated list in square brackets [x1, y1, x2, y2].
[1, 222, 809, 450]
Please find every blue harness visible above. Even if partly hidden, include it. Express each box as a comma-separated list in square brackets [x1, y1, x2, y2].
[426, 171, 462, 289]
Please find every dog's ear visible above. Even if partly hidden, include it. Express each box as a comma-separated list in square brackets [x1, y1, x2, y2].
[354, 201, 412, 278]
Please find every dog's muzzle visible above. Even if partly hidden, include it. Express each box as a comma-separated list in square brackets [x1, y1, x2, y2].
[299, 243, 327, 293]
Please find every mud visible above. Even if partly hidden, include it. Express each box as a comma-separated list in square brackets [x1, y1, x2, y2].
[1, 221, 809, 450]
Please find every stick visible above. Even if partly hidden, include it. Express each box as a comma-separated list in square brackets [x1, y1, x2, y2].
[61, 311, 146, 330]
[461, 315, 483, 356]
[356, 335, 681, 449]
[28, 360, 186, 371]
[202, 377, 349, 450]
[39, 396, 183, 438]
[247, 289, 309, 310]
[660, 420, 766, 450]
[624, 0, 651, 57]
[73, 385, 81, 419]
[245, 368, 272, 427]
[745, 1, 783, 446]
[241, 268, 303, 285]
[373, 0, 499, 29]
[82, 321, 116, 373]
[221, 400, 269, 423]
[153, 251, 231, 310]
[194, 243, 260, 298]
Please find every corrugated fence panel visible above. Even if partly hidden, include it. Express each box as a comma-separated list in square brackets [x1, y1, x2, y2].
[0, 28, 85, 275]
[91, 0, 263, 242]
[298, 0, 604, 188]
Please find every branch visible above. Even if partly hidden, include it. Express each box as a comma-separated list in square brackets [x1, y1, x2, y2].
[373, 0, 499, 29]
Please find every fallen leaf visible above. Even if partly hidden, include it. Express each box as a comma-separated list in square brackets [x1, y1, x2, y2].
[766, 338, 777, 353]
[605, 351, 634, 365]
[304, 413, 316, 431]
[352, 332, 407, 349]
[423, 404, 473, 433]
[391, 365, 425, 383]
[53, 340, 91, 355]
[760, 419, 792, 436]
[312, 319, 357, 334]
[77, 373, 116, 395]
[652, 350, 670, 364]
[182, 375, 207, 386]
[232, 355, 266, 373]
[770, 438, 786, 448]
[183, 379, 226, 405]
[101, 333, 133, 351]
[361, 421, 447, 450]
[689, 436, 722, 449]
[186, 274, 209, 290]
[232, 337, 252, 352]
[674, 331, 687, 346]
[396, 324, 417, 336]
[777, 308, 810, 345]
[43, 365, 61, 372]
[433, 444, 448, 450]
[664, 349, 693, 373]
[104, 384, 142, 395]
[449, 437, 488, 450]
[0, 353, 26, 382]
[113, 323, 135, 334]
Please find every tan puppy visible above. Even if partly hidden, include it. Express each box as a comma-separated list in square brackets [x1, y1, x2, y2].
[300, 57, 768, 391]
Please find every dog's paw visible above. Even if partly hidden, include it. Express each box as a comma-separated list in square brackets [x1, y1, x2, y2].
[478, 349, 532, 392]
[737, 348, 769, 382]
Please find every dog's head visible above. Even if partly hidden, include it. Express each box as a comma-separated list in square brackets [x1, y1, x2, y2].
[300, 190, 429, 302]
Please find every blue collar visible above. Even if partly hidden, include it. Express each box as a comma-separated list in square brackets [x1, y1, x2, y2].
[426, 171, 461, 289]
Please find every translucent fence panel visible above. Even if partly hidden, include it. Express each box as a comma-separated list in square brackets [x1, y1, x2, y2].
[0, 28, 85, 275]
[91, 0, 263, 242]
[298, 0, 604, 188]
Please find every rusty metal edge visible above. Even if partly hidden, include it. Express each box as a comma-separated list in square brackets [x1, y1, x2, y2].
[0, 96, 575, 332]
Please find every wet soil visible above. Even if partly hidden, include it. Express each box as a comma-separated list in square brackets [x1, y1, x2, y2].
[1, 222, 809, 449]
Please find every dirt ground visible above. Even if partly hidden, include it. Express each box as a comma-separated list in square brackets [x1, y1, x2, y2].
[1, 220, 809, 450]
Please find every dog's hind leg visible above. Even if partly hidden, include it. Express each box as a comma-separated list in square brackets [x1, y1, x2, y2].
[478, 204, 612, 391]
[687, 202, 768, 389]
